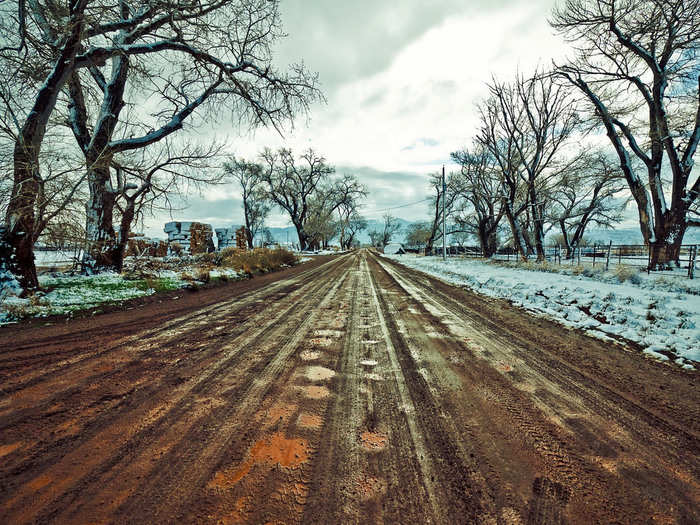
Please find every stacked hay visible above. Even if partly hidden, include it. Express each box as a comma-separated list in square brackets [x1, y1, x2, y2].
[153, 240, 168, 257]
[235, 226, 248, 249]
[164, 222, 214, 255]
[215, 227, 238, 250]
[189, 223, 215, 254]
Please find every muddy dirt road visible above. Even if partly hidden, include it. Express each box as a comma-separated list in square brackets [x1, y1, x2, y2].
[0, 250, 697, 524]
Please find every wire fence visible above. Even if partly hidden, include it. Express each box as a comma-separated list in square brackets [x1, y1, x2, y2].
[422, 243, 699, 279]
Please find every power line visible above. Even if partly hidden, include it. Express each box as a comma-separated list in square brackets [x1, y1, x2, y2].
[363, 197, 431, 214]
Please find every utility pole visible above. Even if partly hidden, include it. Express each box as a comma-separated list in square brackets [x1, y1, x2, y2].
[442, 165, 446, 261]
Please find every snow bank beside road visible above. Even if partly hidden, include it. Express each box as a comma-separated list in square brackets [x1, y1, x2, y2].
[385, 255, 700, 367]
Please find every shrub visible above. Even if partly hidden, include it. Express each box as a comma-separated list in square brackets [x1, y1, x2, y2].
[28, 293, 48, 307]
[195, 268, 211, 283]
[195, 252, 220, 267]
[170, 242, 184, 256]
[571, 265, 585, 275]
[582, 266, 604, 278]
[3, 301, 32, 320]
[220, 247, 299, 275]
[614, 265, 641, 284]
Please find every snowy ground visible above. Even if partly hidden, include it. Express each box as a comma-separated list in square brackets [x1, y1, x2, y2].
[0, 266, 244, 325]
[34, 249, 79, 268]
[385, 254, 700, 368]
[0, 249, 308, 325]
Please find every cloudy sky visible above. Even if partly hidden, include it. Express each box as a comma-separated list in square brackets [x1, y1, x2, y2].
[143, 0, 570, 237]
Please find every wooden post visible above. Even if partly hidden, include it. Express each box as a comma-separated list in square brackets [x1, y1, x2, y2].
[618, 245, 622, 266]
[605, 240, 612, 271]
[689, 245, 697, 280]
[592, 243, 596, 267]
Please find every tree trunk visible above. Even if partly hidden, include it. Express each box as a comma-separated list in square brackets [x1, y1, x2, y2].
[477, 221, 498, 258]
[559, 220, 573, 259]
[3, 5, 87, 293]
[503, 201, 528, 261]
[243, 199, 254, 249]
[528, 185, 546, 262]
[294, 222, 310, 251]
[71, 51, 129, 274]
[114, 200, 138, 273]
[485, 228, 498, 258]
[533, 217, 546, 262]
[4, 146, 41, 292]
[84, 165, 119, 273]
[649, 214, 686, 270]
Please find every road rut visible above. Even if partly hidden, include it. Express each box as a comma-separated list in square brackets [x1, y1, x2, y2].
[0, 250, 697, 524]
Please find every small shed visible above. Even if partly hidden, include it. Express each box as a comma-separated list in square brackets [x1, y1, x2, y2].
[384, 243, 405, 255]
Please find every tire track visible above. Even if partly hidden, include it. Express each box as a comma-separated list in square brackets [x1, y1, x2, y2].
[0, 256, 353, 524]
[373, 252, 699, 523]
[107, 263, 353, 524]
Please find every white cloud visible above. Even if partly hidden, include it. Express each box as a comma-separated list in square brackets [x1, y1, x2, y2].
[144, 0, 573, 235]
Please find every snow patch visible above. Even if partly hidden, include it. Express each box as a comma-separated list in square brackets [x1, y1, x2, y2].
[386, 255, 700, 367]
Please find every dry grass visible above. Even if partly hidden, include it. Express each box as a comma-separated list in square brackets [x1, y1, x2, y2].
[194, 268, 211, 283]
[220, 247, 299, 275]
[614, 265, 642, 284]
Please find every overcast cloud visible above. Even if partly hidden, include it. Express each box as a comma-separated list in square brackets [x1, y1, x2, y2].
[143, 0, 569, 237]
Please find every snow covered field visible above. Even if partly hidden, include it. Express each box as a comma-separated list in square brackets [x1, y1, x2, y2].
[0, 248, 302, 325]
[385, 254, 700, 368]
[0, 267, 244, 325]
[34, 249, 78, 267]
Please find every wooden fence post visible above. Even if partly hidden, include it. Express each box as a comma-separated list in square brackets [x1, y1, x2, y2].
[605, 240, 612, 271]
[689, 245, 697, 280]
[592, 243, 596, 267]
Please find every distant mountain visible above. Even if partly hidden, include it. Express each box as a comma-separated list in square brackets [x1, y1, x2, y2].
[251, 222, 700, 248]
[578, 227, 700, 245]
[262, 217, 413, 246]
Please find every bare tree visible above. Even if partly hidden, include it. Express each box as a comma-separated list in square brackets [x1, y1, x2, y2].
[1, 0, 319, 291]
[0, 97, 88, 254]
[223, 157, 270, 249]
[551, 0, 700, 268]
[369, 213, 402, 248]
[549, 151, 627, 257]
[305, 199, 339, 250]
[451, 145, 505, 257]
[405, 221, 432, 252]
[332, 174, 368, 250]
[343, 212, 367, 249]
[476, 71, 580, 261]
[106, 140, 224, 270]
[425, 171, 461, 254]
[476, 93, 530, 259]
[259, 148, 335, 251]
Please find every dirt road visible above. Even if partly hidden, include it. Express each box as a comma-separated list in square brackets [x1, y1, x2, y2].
[0, 250, 697, 524]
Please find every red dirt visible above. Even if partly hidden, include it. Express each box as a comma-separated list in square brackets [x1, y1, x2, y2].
[0, 250, 697, 524]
